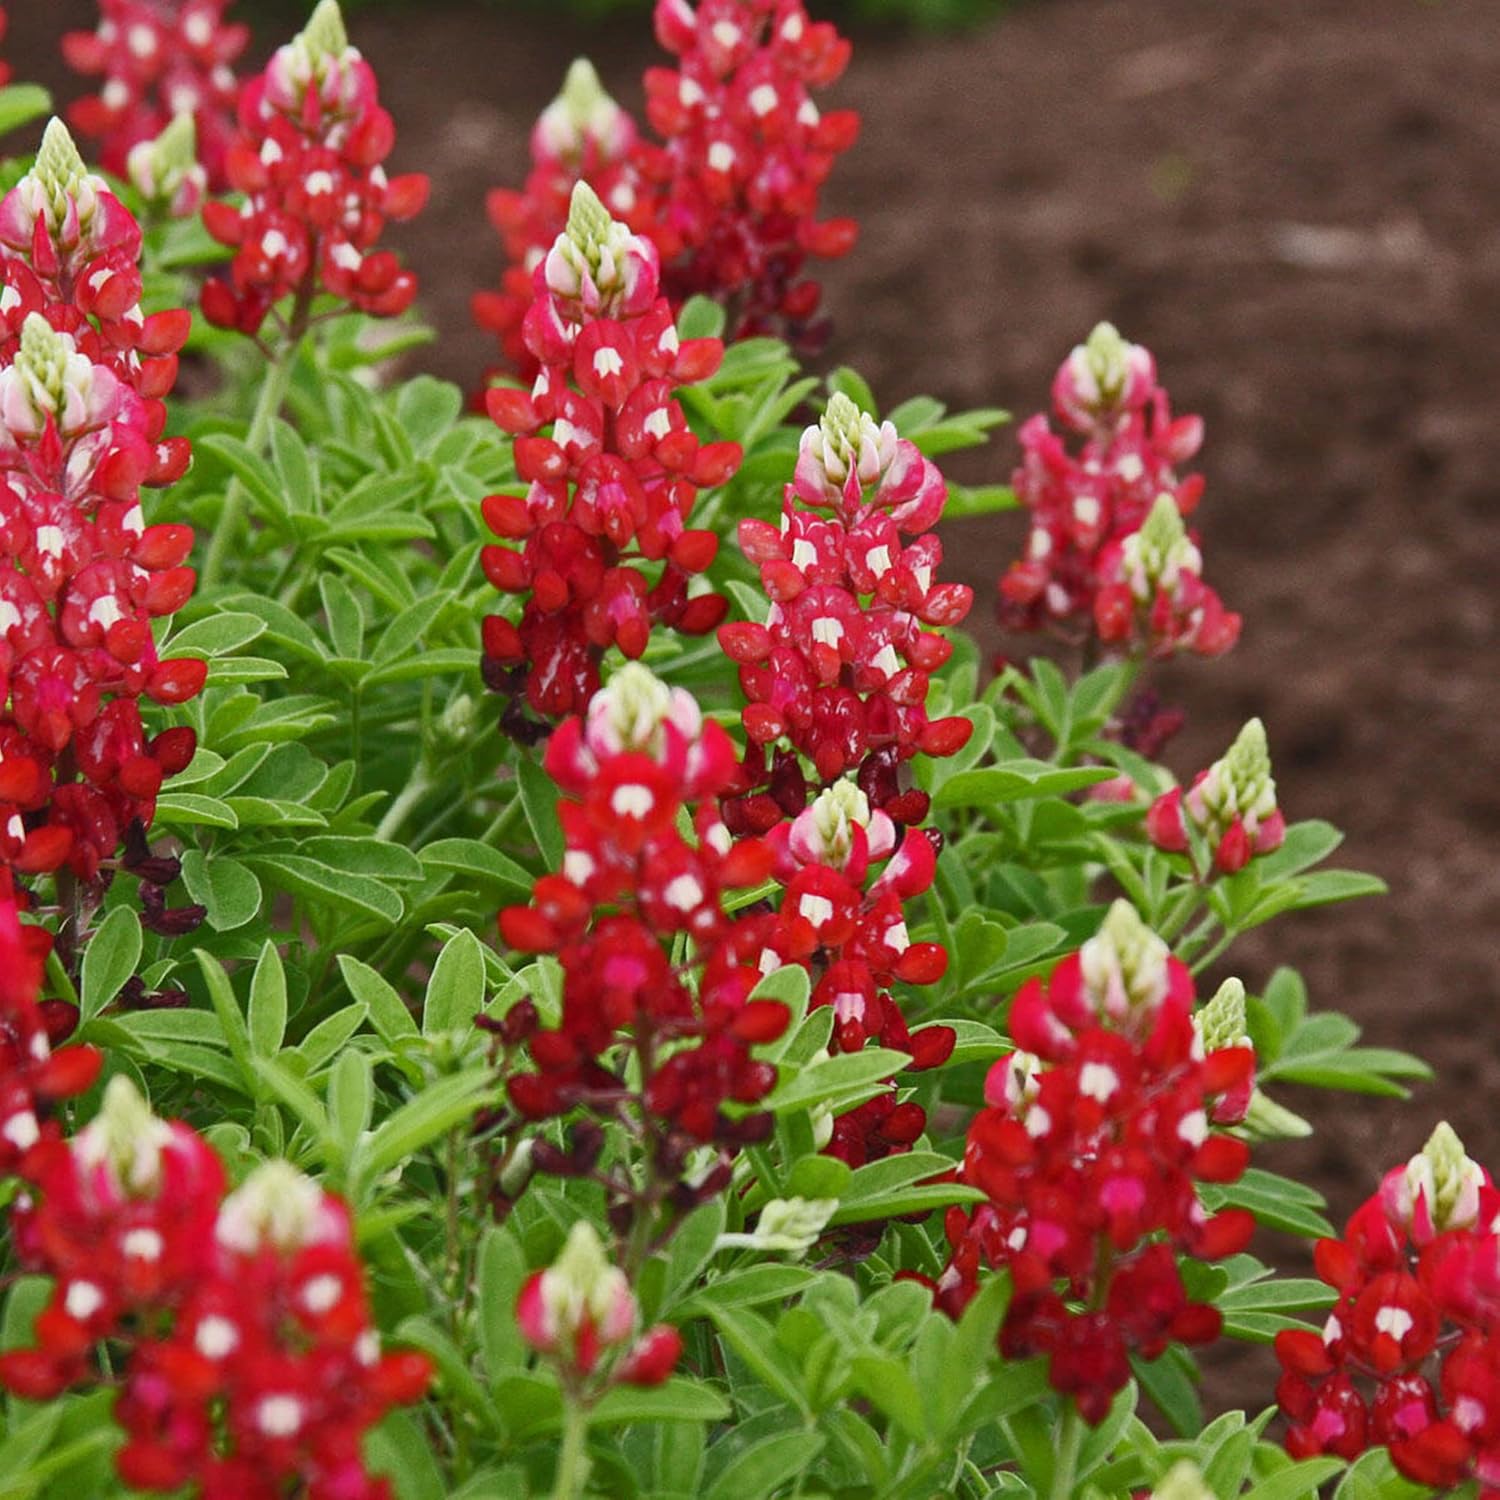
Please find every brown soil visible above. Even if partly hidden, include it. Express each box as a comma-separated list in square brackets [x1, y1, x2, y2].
[12, 0, 1500, 1316]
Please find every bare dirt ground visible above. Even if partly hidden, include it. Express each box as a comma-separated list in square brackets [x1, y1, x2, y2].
[12, 0, 1500, 1309]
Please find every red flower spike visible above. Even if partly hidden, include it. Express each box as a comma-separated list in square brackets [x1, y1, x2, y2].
[476, 8, 858, 377]
[1272, 1120, 1500, 1487]
[198, 1, 425, 337]
[999, 322, 1236, 662]
[0, 129, 201, 883]
[502, 665, 786, 1163]
[722, 394, 971, 822]
[62, 0, 246, 197]
[926, 902, 1259, 1424]
[480, 186, 737, 727]
[2, 1093, 430, 1500]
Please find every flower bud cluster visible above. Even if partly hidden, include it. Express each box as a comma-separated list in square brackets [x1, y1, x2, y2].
[499, 665, 786, 1151]
[482, 184, 739, 729]
[0, 1077, 431, 1498]
[1275, 1123, 1500, 1491]
[999, 323, 1239, 659]
[517, 1221, 682, 1389]
[0, 121, 202, 879]
[1147, 718, 1287, 877]
[0, 872, 102, 1178]
[201, 0, 428, 337]
[477, 0, 859, 377]
[929, 903, 1256, 1423]
[718, 394, 973, 824]
[62, 0, 247, 194]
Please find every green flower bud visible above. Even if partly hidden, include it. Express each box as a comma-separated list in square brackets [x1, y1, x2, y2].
[1196, 977, 1249, 1052]
[1080, 899, 1172, 1017]
[73, 1076, 173, 1197]
[1151, 1461, 1217, 1500]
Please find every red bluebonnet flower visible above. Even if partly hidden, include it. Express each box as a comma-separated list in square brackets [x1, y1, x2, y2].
[474, 59, 643, 385]
[1, 1080, 432, 1499]
[1146, 718, 1286, 877]
[759, 781, 953, 1068]
[0, 871, 101, 1182]
[200, 0, 428, 339]
[482, 183, 738, 729]
[929, 902, 1254, 1423]
[0, 1075, 222, 1398]
[63, 0, 247, 191]
[477, 1, 859, 377]
[0, 8, 11, 89]
[1275, 1122, 1500, 1489]
[719, 392, 972, 827]
[0, 122, 201, 880]
[500, 663, 783, 1156]
[635, 0, 859, 346]
[517, 1220, 682, 1390]
[999, 323, 1239, 660]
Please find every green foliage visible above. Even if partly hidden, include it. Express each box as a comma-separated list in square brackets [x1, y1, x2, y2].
[0, 114, 1414, 1500]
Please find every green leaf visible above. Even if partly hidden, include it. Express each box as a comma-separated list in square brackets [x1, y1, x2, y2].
[197, 433, 290, 529]
[516, 753, 563, 869]
[423, 929, 487, 1036]
[180, 851, 264, 932]
[0, 85, 53, 140]
[248, 940, 288, 1057]
[418, 838, 532, 900]
[703, 1430, 824, 1500]
[80, 906, 142, 1023]
[678, 295, 727, 340]
[153, 791, 240, 830]
[166, 612, 268, 658]
[1244, 1458, 1346, 1500]
[195, 949, 255, 1090]
[765, 1047, 911, 1115]
[350, 1069, 493, 1198]
[592, 1378, 732, 1428]
[338, 955, 420, 1044]
[328, 1049, 373, 1160]
[476, 1226, 528, 1377]
[933, 760, 1118, 811]
[365, 1411, 446, 1500]
[242, 851, 403, 927]
[705, 1303, 808, 1415]
[318, 574, 365, 660]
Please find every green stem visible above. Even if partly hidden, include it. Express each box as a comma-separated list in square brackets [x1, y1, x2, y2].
[200, 326, 304, 591]
[375, 763, 432, 842]
[1049, 1404, 1084, 1500]
[553, 1398, 591, 1500]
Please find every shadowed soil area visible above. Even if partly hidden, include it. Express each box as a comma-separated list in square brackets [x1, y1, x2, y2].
[11, 0, 1500, 1403]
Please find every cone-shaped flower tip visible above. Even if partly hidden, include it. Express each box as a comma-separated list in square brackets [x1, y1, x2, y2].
[1151, 1461, 1216, 1500]
[1196, 977, 1248, 1052]
[566, 179, 615, 257]
[536, 58, 633, 162]
[300, 0, 350, 59]
[1081, 321, 1132, 401]
[73, 1075, 174, 1196]
[1388, 1121, 1487, 1235]
[35, 117, 91, 227]
[1223, 717, 1271, 794]
[801, 390, 896, 492]
[1140, 490, 1187, 554]
[1080, 899, 1172, 1016]
[215, 1159, 328, 1254]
